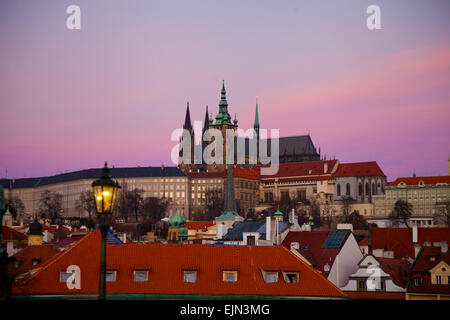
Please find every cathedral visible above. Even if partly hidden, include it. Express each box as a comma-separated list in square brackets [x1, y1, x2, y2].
[178, 81, 321, 173]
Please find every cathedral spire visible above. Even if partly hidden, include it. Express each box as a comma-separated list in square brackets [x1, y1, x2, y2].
[203, 105, 209, 133]
[183, 102, 192, 130]
[254, 99, 260, 129]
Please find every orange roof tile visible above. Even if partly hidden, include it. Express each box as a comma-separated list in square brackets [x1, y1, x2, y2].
[13, 230, 345, 298]
[260, 160, 337, 179]
[186, 221, 215, 230]
[390, 175, 450, 186]
[358, 227, 450, 259]
[334, 161, 385, 178]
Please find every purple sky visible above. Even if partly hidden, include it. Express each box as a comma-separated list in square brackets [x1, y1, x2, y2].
[0, 0, 449, 181]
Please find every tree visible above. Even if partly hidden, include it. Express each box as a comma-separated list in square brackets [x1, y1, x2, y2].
[321, 201, 335, 229]
[115, 181, 131, 222]
[203, 189, 224, 220]
[348, 210, 367, 230]
[389, 200, 413, 227]
[6, 196, 25, 220]
[75, 190, 96, 221]
[309, 196, 322, 228]
[433, 201, 450, 226]
[341, 196, 356, 223]
[38, 190, 63, 222]
[127, 188, 144, 222]
[140, 196, 169, 222]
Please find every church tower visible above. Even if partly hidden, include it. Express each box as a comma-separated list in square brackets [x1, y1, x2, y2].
[206, 80, 238, 172]
[179, 102, 195, 172]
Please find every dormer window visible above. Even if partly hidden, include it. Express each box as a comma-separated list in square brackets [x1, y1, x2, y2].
[419, 181, 425, 186]
[183, 270, 198, 283]
[31, 258, 41, 266]
[133, 270, 148, 282]
[106, 270, 117, 282]
[262, 270, 278, 283]
[282, 271, 299, 283]
[223, 271, 238, 282]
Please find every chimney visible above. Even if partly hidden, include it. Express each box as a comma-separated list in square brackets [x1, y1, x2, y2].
[442, 241, 448, 254]
[266, 216, 271, 241]
[412, 225, 418, 244]
[324, 163, 328, 174]
[368, 223, 373, 255]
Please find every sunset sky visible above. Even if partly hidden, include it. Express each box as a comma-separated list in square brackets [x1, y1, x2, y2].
[0, 0, 449, 181]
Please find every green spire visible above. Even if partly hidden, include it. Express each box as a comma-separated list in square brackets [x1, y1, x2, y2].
[254, 100, 260, 128]
[209, 112, 213, 125]
[215, 80, 234, 126]
[233, 113, 238, 125]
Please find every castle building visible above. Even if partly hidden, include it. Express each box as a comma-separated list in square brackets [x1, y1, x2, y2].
[178, 81, 321, 174]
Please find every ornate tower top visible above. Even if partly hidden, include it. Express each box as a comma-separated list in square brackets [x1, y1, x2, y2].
[183, 102, 192, 130]
[214, 80, 235, 126]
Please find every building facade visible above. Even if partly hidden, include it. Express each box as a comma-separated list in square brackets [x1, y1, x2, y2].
[373, 175, 450, 227]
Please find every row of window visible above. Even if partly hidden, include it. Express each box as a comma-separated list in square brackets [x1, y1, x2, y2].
[59, 270, 300, 284]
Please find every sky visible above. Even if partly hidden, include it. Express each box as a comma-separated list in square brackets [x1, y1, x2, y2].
[0, 0, 449, 181]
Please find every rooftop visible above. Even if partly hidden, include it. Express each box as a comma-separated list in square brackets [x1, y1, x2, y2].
[13, 230, 345, 298]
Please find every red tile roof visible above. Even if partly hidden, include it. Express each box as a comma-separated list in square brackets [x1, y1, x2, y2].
[377, 257, 411, 288]
[2, 226, 27, 241]
[187, 168, 259, 180]
[359, 227, 450, 259]
[9, 244, 61, 277]
[13, 230, 345, 298]
[186, 221, 215, 231]
[408, 246, 450, 294]
[260, 160, 337, 179]
[390, 176, 450, 186]
[334, 161, 385, 178]
[344, 291, 405, 300]
[282, 231, 348, 277]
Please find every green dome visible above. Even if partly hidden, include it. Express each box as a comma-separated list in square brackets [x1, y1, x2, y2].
[274, 210, 283, 217]
[169, 211, 182, 227]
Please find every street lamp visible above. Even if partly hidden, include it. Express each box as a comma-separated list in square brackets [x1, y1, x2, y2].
[92, 162, 120, 300]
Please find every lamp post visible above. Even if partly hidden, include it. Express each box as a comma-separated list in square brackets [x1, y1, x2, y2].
[92, 162, 120, 300]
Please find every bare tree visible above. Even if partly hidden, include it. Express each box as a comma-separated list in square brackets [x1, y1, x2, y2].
[203, 189, 223, 220]
[6, 196, 25, 220]
[321, 201, 335, 229]
[127, 188, 144, 222]
[75, 190, 96, 221]
[434, 201, 450, 226]
[348, 210, 368, 230]
[341, 195, 356, 223]
[140, 196, 169, 222]
[38, 190, 63, 222]
[115, 181, 131, 222]
[389, 200, 413, 227]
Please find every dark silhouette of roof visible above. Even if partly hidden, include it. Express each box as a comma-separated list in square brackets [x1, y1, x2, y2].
[1, 166, 186, 189]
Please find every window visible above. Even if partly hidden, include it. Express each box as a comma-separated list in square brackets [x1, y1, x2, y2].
[106, 271, 117, 282]
[247, 235, 256, 246]
[59, 271, 73, 282]
[133, 270, 148, 282]
[282, 271, 299, 283]
[223, 271, 238, 282]
[183, 270, 197, 283]
[365, 183, 370, 196]
[337, 184, 341, 196]
[357, 279, 366, 291]
[262, 271, 278, 283]
[346, 183, 350, 196]
[377, 279, 386, 291]
[435, 275, 442, 285]
[359, 183, 363, 196]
